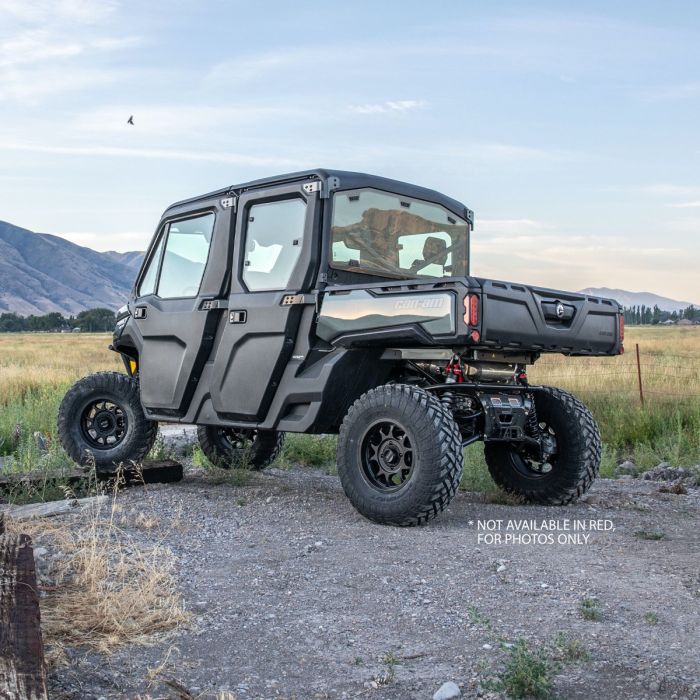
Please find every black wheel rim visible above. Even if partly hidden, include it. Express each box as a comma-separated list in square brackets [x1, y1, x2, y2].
[511, 421, 558, 478]
[80, 399, 128, 450]
[218, 428, 257, 452]
[360, 420, 414, 492]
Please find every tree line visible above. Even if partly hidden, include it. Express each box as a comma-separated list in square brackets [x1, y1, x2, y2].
[623, 304, 698, 325]
[0, 308, 116, 333]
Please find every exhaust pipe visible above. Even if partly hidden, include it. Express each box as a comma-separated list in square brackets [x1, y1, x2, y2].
[464, 362, 517, 382]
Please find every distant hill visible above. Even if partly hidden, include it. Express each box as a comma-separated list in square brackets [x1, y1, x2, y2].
[103, 250, 144, 271]
[0, 220, 142, 315]
[578, 287, 697, 313]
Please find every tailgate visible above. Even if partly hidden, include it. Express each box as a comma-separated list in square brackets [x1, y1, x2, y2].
[476, 279, 622, 355]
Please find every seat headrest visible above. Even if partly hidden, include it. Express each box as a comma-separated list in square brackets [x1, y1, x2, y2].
[422, 236, 448, 265]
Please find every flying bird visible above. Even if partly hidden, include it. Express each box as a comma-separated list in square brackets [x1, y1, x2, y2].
[127, 115, 134, 125]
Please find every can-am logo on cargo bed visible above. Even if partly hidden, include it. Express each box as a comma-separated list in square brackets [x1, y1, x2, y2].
[393, 297, 446, 311]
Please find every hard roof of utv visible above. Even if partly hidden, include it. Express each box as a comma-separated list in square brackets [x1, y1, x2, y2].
[165, 169, 473, 222]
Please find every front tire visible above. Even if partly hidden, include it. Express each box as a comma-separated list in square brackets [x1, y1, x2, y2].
[337, 384, 463, 526]
[58, 372, 158, 473]
[197, 426, 284, 470]
[484, 387, 601, 504]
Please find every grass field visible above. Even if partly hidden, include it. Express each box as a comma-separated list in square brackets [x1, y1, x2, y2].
[1, 327, 698, 491]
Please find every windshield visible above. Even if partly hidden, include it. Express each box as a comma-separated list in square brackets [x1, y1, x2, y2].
[330, 189, 469, 279]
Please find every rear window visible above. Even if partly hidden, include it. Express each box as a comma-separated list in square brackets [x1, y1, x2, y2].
[330, 189, 469, 279]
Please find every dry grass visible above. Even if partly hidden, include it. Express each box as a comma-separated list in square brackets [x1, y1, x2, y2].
[1, 326, 699, 475]
[0, 332, 120, 406]
[8, 483, 188, 664]
[529, 325, 700, 399]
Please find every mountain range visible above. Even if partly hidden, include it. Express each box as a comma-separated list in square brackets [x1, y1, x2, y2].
[0, 220, 696, 315]
[0, 220, 144, 315]
[578, 287, 696, 313]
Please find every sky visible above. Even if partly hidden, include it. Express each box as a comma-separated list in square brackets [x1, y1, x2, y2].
[1, 0, 700, 302]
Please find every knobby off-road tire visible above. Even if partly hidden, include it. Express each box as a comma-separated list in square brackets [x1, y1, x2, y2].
[484, 386, 601, 505]
[337, 384, 463, 526]
[197, 426, 285, 470]
[58, 372, 158, 474]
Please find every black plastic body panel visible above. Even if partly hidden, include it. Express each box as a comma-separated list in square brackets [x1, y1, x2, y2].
[476, 279, 622, 356]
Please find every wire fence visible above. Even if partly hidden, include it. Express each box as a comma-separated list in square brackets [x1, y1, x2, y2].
[529, 343, 700, 402]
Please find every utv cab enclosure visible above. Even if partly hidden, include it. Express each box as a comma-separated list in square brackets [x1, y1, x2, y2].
[59, 169, 622, 526]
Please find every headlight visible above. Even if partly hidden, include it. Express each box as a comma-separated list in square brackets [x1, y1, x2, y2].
[115, 317, 128, 332]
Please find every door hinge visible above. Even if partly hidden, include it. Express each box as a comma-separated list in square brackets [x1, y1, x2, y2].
[302, 177, 341, 199]
[221, 196, 237, 211]
[302, 181, 322, 195]
[281, 293, 315, 306]
[200, 299, 228, 311]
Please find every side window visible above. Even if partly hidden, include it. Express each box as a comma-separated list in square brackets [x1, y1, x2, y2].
[158, 213, 215, 298]
[242, 199, 306, 292]
[137, 233, 165, 296]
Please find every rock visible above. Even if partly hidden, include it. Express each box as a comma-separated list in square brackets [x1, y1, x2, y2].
[615, 460, 639, 477]
[433, 681, 461, 700]
[658, 479, 688, 495]
[33, 546, 48, 558]
[649, 679, 661, 692]
[496, 564, 506, 573]
[642, 466, 692, 482]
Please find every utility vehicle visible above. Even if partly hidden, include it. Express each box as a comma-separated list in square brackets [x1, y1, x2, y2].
[58, 169, 623, 526]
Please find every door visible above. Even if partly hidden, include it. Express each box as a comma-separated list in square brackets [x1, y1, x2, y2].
[133, 200, 233, 414]
[209, 182, 320, 421]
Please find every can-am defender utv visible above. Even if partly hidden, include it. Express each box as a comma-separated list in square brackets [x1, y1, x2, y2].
[58, 170, 622, 526]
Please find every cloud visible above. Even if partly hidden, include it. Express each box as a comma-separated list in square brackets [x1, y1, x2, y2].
[0, 64, 128, 102]
[641, 183, 700, 197]
[0, 0, 118, 24]
[0, 30, 83, 67]
[471, 228, 698, 301]
[72, 104, 304, 136]
[0, 0, 139, 103]
[0, 140, 305, 168]
[350, 100, 427, 115]
[476, 218, 551, 234]
[205, 50, 304, 87]
[641, 82, 700, 101]
[58, 230, 151, 251]
[667, 201, 700, 209]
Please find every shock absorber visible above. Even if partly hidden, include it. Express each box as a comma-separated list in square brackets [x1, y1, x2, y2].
[441, 354, 464, 412]
[520, 365, 540, 440]
[526, 400, 541, 439]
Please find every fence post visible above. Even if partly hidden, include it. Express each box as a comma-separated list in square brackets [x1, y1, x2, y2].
[635, 343, 645, 406]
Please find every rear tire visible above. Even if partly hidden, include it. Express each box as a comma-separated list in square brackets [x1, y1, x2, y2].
[197, 426, 284, 470]
[337, 384, 463, 526]
[58, 372, 158, 474]
[484, 386, 601, 504]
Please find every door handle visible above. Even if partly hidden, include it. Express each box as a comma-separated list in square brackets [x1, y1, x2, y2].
[229, 310, 247, 324]
[134, 306, 147, 319]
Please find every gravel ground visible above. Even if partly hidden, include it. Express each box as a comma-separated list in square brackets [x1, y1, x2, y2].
[38, 437, 699, 700]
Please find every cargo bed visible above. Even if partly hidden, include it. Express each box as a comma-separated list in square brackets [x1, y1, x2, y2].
[475, 278, 622, 356]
